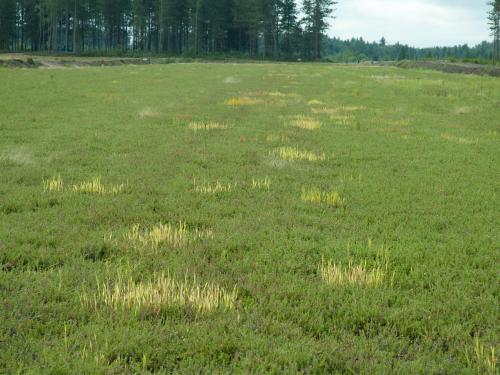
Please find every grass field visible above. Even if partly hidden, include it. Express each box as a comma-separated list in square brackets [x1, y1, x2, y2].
[0, 62, 499, 374]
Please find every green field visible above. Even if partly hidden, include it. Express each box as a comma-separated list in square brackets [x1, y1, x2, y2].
[0, 63, 499, 374]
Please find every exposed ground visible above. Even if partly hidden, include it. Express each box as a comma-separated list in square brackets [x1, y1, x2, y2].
[0, 62, 499, 373]
[396, 60, 500, 77]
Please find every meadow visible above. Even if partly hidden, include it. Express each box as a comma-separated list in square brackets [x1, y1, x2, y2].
[0, 61, 499, 374]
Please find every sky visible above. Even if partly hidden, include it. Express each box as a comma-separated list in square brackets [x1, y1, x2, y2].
[329, 0, 492, 48]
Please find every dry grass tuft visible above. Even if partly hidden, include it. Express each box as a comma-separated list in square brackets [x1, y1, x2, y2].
[464, 337, 497, 374]
[80, 273, 237, 314]
[288, 116, 321, 131]
[311, 107, 338, 115]
[301, 187, 345, 207]
[188, 121, 229, 132]
[441, 133, 479, 145]
[72, 177, 125, 194]
[319, 258, 385, 287]
[266, 91, 299, 98]
[266, 134, 290, 143]
[330, 114, 354, 126]
[340, 105, 366, 112]
[43, 175, 64, 192]
[126, 222, 190, 249]
[274, 146, 326, 162]
[307, 99, 324, 106]
[224, 97, 261, 106]
[194, 180, 236, 194]
[252, 177, 271, 190]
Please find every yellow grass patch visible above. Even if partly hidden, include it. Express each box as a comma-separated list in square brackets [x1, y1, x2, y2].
[307, 99, 324, 106]
[72, 177, 125, 194]
[266, 91, 298, 98]
[126, 222, 190, 249]
[194, 180, 236, 194]
[301, 187, 345, 207]
[43, 175, 64, 192]
[330, 115, 354, 126]
[252, 177, 271, 190]
[80, 273, 237, 315]
[319, 258, 385, 287]
[274, 146, 326, 162]
[464, 337, 497, 374]
[188, 121, 229, 132]
[266, 134, 290, 143]
[243, 91, 299, 99]
[224, 97, 261, 106]
[340, 105, 366, 112]
[441, 133, 479, 145]
[311, 107, 338, 115]
[288, 116, 321, 131]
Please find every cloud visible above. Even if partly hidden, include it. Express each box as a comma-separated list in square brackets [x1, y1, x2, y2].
[329, 0, 491, 47]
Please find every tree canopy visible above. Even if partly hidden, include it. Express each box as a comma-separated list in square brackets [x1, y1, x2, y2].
[0, 0, 337, 58]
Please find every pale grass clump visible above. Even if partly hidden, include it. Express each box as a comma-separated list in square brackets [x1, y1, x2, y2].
[319, 258, 385, 287]
[385, 119, 410, 128]
[252, 177, 271, 190]
[0, 148, 34, 165]
[266, 134, 290, 143]
[301, 187, 345, 207]
[455, 106, 471, 115]
[139, 108, 161, 119]
[43, 175, 64, 192]
[441, 133, 479, 145]
[194, 180, 236, 194]
[72, 177, 125, 194]
[126, 222, 189, 249]
[266, 91, 299, 98]
[288, 116, 321, 131]
[307, 99, 324, 106]
[188, 121, 229, 132]
[311, 107, 338, 115]
[370, 74, 406, 81]
[339, 105, 366, 112]
[487, 130, 498, 138]
[80, 273, 238, 314]
[330, 114, 354, 126]
[274, 146, 326, 162]
[224, 97, 261, 106]
[464, 337, 497, 374]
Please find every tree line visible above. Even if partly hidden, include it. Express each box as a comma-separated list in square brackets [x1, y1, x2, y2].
[0, 0, 337, 58]
[1, 0, 498, 62]
[323, 38, 497, 63]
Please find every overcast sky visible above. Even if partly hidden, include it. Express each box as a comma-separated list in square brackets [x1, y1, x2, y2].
[329, 0, 491, 48]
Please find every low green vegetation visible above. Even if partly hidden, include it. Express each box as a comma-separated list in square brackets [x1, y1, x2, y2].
[0, 62, 498, 373]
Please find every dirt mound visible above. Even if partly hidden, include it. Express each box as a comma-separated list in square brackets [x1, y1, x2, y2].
[397, 60, 500, 77]
[0, 57, 168, 69]
[0, 58, 40, 68]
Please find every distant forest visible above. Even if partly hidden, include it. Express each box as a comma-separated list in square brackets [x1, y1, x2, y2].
[324, 38, 496, 63]
[0, 0, 498, 62]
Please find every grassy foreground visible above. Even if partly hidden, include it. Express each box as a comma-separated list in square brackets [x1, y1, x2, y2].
[0, 63, 498, 374]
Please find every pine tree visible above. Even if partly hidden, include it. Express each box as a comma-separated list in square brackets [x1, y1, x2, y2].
[278, 0, 299, 56]
[488, 0, 500, 61]
[302, 0, 337, 59]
